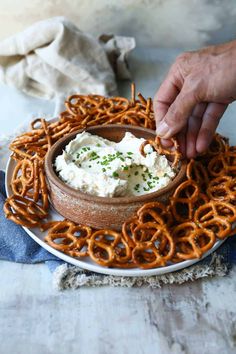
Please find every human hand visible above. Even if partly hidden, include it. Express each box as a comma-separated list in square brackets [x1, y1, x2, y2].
[154, 41, 236, 158]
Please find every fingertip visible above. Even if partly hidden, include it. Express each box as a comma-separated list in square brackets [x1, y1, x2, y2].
[196, 136, 208, 154]
[196, 128, 214, 154]
[196, 102, 227, 154]
[186, 149, 197, 159]
[160, 138, 174, 148]
[177, 132, 186, 157]
[155, 121, 170, 138]
[179, 144, 186, 158]
[186, 139, 197, 159]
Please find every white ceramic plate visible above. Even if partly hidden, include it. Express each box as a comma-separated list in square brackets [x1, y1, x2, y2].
[5, 152, 225, 277]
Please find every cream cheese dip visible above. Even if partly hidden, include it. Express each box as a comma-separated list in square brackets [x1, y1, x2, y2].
[55, 131, 176, 197]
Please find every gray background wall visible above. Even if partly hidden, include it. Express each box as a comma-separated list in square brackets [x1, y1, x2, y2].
[0, 0, 236, 49]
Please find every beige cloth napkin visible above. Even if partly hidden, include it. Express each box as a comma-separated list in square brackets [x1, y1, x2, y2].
[53, 253, 228, 290]
[0, 17, 135, 110]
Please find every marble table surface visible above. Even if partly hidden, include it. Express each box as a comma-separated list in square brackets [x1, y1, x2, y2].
[1, 48, 236, 354]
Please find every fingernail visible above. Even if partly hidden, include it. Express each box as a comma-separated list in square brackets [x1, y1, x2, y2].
[196, 141, 206, 154]
[156, 121, 169, 137]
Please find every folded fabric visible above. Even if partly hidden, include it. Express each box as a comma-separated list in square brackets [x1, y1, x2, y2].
[0, 17, 135, 109]
[1, 169, 236, 290]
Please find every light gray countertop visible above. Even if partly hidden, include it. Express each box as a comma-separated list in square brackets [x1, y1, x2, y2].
[1, 48, 236, 354]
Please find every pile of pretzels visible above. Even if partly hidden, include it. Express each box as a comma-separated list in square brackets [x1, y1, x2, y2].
[4, 85, 236, 269]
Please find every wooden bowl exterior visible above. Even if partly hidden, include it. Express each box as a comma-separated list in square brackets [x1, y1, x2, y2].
[45, 125, 187, 230]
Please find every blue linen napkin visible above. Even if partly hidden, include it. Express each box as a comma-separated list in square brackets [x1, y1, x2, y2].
[1, 169, 236, 274]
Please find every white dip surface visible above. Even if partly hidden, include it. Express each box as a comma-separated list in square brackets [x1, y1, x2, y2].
[55, 131, 176, 197]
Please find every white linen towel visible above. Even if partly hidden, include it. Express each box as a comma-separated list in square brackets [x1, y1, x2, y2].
[0, 16, 135, 111]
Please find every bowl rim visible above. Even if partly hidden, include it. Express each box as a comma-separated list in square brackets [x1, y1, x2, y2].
[45, 124, 187, 205]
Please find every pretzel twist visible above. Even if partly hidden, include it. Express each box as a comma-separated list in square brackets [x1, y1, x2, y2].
[140, 136, 181, 168]
[87, 230, 131, 267]
[170, 180, 201, 222]
[10, 158, 49, 211]
[45, 220, 92, 257]
[174, 228, 216, 260]
[207, 176, 236, 202]
[4, 195, 47, 227]
[137, 201, 173, 227]
[194, 200, 236, 224]
[186, 159, 209, 188]
[206, 133, 229, 156]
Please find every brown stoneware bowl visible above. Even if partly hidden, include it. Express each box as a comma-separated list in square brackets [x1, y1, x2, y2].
[45, 125, 187, 230]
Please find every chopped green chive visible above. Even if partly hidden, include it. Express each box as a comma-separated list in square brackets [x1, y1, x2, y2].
[101, 160, 109, 166]
[81, 146, 90, 152]
[89, 151, 100, 161]
[112, 172, 119, 178]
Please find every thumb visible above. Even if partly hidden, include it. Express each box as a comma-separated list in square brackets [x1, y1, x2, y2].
[155, 85, 198, 139]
